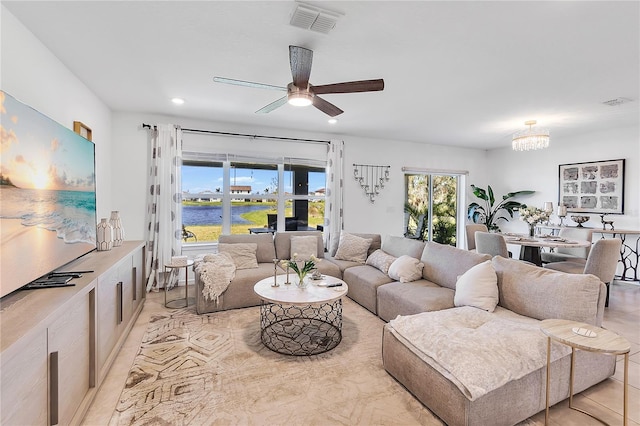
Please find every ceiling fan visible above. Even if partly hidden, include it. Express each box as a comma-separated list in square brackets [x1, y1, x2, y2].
[213, 45, 384, 117]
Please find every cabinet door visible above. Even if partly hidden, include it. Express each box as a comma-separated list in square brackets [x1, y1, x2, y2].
[96, 265, 120, 376]
[0, 330, 48, 425]
[119, 256, 134, 327]
[132, 246, 145, 311]
[48, 292, 92, 425]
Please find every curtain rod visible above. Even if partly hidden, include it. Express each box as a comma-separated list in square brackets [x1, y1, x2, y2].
[141, 123, 329, 145]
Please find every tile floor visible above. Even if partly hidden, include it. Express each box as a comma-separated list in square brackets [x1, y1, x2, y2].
[82, 281, 640, 425]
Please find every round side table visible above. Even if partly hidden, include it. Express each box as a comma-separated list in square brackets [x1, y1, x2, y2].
[540, 319, 630, 426]
[164, 259, 194, 309]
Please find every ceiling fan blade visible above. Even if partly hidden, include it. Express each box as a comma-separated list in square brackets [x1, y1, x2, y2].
[289, 46, 313, 89]
[256, 96, 288, 114]
[213, 76, 286, 91]
[311, 79, 385, 94]
[312, 96, 343, 117]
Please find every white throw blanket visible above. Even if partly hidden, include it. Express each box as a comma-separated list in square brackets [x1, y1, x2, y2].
[388, 306, 571, 401]
[195, 253, 236, 304]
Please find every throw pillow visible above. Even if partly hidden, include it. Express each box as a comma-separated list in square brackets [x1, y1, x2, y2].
[454, 260, 499, 312]
[366, 249, 397, 274]
[388, 255, 425, 283]
[218, 243, 259, 269]
[290, 235, 318, 261]
[334, 232, 373, 263]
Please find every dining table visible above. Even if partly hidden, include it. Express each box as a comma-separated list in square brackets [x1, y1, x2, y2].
[500, 234, 592, 266]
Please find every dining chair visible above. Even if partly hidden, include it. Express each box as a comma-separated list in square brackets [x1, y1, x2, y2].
[544, 238, 621, 306]
[465, 224, 488, 251]
[540, 227, 593, 264]
[474, 231, 511, 258]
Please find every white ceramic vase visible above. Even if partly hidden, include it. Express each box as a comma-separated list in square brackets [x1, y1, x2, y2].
[109, 211, 125, 247]
[96, 218, 113, 251]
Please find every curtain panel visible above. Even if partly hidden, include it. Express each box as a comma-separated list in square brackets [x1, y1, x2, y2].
[145, 124, 183, 291]
[324, 140, 344, 256]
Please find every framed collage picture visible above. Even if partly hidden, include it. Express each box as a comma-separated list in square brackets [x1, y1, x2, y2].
[558, 159, 625, 214]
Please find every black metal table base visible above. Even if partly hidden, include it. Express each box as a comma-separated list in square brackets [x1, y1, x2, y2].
[520, 246, 542, 266]
[259, 299, 342, 356]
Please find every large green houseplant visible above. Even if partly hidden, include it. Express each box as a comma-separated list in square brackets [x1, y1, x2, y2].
[467, 185, 534, 232]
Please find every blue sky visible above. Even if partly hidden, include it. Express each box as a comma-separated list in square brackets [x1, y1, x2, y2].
[182, 165, 325, 194]
[1, 91, 95, 191]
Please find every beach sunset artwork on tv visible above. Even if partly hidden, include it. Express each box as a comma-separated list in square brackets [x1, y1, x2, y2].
[0, 91, 97, 298]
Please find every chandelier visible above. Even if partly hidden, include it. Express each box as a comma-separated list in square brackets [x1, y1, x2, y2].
[512, 120, 550, 151]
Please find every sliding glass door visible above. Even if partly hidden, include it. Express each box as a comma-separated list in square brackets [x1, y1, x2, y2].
[405, 172, 460, 246]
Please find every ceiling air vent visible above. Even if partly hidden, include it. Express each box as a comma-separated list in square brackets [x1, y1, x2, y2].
[290, 3, 342, 34]
[602, 97, 632, 106]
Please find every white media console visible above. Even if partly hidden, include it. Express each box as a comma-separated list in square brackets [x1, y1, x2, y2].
[0, 240, 145, 425]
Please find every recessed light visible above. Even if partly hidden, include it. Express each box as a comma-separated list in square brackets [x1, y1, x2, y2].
[171, 98, 185, 105]
[328, 118, 338, 124]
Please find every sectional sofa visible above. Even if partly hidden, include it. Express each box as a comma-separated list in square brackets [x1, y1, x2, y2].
[192, 230, 615, 426]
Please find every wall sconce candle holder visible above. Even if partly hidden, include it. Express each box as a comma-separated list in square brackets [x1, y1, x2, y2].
[353, 164, 390, 203]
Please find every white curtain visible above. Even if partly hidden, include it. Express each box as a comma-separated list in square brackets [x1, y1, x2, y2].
[145, 124, 183, 291]
[324, 140, 344, 256]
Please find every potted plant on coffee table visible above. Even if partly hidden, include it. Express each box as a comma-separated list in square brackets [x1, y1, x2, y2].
[467, 185, 535, 232]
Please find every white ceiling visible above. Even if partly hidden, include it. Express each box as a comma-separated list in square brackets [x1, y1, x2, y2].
[3, 1, 639, 149]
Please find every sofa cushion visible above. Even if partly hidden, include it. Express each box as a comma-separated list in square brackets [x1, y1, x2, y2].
[388, 255, 425, 283]
[421, 242, 492, 290]
[366, 249, 397, 274]
[218, 243, 258, 269]
[290, 235, 318, 260]
[334, 232, 373, 263]
[274, 231, 325, 260]
[377, 280, 455, 322]
[323, 256, 362, 274]
[344, 265, 394, 314]
[454, 260, 498, 312]
[219, 233, 276, 263]
[381, 235, 426, 259]
[492, 256, 603, 325]
[387, 306, 572, 402]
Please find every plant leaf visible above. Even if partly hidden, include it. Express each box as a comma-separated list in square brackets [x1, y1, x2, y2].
[487, 185, 495, 207]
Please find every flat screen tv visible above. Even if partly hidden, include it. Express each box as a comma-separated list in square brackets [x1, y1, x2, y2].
[0, 91, 97, 299]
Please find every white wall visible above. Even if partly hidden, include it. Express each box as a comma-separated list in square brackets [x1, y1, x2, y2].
[486, 125, 640, 234]
[112, 111, 490, 241]
[5, 2, 637, 247]
[1, 6, 113, 218]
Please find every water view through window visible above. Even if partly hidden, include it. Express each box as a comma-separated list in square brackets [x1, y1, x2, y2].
[181, 161, 325, 242]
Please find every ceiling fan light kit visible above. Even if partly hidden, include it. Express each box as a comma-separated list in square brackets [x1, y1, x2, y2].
[512, 120, 550, 151]
[287, 83, 313, 106]
[213, 45, 384, 118]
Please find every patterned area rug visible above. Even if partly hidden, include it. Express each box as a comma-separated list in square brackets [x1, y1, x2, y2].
[110, 298, 442, 425]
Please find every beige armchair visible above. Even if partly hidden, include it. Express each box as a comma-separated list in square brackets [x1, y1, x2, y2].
[541, 227, 593, 264]
[544, 238, 621, 306]
[465, 224, 488, 251]
[474, 231, 511, 258]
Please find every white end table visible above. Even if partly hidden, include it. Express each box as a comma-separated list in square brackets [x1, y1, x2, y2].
[164, 259, 194, 309]
[540, 319, 630, 425]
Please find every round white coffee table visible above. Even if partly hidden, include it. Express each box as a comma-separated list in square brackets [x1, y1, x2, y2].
[254, 274, 348, 356]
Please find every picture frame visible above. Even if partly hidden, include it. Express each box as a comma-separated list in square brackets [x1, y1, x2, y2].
[73, 121, 92, 141]
[558, 159, 625, 214]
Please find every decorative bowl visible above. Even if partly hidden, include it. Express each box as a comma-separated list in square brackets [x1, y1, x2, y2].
[570, 215, 590, 227]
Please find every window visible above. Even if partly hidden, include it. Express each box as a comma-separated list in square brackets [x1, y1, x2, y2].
[404, 172, 461, 246]
[181, 156, 325, 243]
